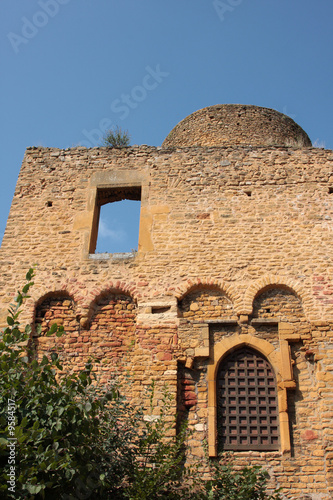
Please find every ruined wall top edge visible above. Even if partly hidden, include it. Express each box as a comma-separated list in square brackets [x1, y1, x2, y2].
[162, 104, 312, 149]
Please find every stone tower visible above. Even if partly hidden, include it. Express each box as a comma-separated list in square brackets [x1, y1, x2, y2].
[1, 105, 332, 498]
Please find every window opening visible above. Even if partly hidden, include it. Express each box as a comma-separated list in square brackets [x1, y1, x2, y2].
[90, 187, 141, 254]
[217, 347, 279, 451]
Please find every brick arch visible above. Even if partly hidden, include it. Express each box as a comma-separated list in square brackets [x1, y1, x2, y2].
[88, 281, 137, 305]
[29, 277, 87, 323]
[84, 285, 137, 329]
[34, 289, 76, 309]
[243, 276, 315, 319]
[84, 289, 137, 371]
[33, 291, 79, 365]
[32, 289, 78, 327]
[174, 278, 240, 308]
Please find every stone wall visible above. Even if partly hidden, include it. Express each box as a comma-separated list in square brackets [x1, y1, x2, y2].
[1, 144, 332, 319]
[1, 105, 333, 498]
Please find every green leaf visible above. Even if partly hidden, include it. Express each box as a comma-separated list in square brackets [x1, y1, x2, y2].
[41, 355, 49, 365]
[26, 268, 34, 281]
[26, 484, 43, 494]
[20, 417, 28, 428]
[55, 419, 62, 431]
[46, 405, 53, 416]
[48, 323, 58, 335]
[7, 316, 14, 326]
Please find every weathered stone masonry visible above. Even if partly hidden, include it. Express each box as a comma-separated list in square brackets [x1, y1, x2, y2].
[1, 105, 333, 498]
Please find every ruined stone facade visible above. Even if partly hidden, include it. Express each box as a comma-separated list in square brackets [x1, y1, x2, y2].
[1, 105, 333, 498]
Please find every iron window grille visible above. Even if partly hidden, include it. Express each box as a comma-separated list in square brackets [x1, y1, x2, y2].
[217, 347, 279, 451]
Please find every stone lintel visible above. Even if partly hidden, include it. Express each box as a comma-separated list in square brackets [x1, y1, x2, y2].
[251, 318, 279, 325]
[206, 319, 238, 324]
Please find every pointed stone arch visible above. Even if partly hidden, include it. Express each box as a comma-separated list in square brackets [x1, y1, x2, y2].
[207, 333, 292, 457]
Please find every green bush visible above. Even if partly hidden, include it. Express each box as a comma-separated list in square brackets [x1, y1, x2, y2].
[102, 126, 130, 147]
[0, 270, 191, 499]
[205, 455, 282, 500]
[0, 269, 124, 498]
[122, 384, 193, 500]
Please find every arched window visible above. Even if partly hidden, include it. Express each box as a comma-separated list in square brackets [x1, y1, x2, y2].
[217, 347, 279, 451]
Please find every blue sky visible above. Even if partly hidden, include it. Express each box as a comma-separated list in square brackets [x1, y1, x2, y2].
[1, 0, 332, 252]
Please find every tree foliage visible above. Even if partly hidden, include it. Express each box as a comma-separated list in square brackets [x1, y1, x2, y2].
[205, 456, 282, 500]
[0, 269, 121, 498]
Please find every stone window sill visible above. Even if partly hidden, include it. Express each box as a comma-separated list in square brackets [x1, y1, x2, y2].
[88, 252, 136, 261]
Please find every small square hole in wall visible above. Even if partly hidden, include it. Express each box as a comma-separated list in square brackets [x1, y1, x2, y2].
[46, 201, 53, 207]
[152, 306, 171, 314]
[329, 187, 333, 194]
[90, 186, 141, 254]
[245, 191, 252, 197]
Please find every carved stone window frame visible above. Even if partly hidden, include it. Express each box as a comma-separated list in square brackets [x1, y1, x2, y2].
[207, 326, 296, 457]
[73, 169, 151, 259]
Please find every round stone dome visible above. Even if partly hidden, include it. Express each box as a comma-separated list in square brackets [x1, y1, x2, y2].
[162, 104, 312, 148]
